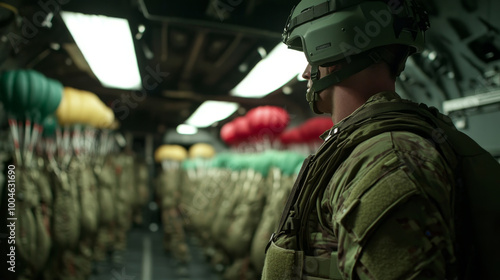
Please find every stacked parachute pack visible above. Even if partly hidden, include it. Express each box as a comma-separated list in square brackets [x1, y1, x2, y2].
[179, 150, 306, 280]
[154, 144, 191, 265]
[0, 70, 150, 280]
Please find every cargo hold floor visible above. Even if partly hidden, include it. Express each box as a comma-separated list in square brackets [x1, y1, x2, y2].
[90, 228, 223, 280]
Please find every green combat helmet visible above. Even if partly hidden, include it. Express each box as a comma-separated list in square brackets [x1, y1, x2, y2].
[282, 0, 430, 113]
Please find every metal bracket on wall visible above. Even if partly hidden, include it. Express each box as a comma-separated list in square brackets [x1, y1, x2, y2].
[443, 89, 500, 115]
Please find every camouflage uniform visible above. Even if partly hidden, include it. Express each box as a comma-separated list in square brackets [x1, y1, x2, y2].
[113, 154, 135, 252]
[263, 91, 457, 279]
[132, 160, 149, 225]
[94, 156, 117, 261]
[157, 166, 190, 264]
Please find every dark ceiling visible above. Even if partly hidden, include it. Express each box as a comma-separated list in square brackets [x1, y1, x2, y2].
[1, 0, 500, 147]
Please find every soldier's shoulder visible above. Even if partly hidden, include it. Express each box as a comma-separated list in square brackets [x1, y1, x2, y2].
[335, 131, 442, 181]
[388, 131, 444, 163]
[350, 131, 440, 160]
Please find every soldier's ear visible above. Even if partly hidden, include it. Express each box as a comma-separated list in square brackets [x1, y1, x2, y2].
[326, 64, 342, 74]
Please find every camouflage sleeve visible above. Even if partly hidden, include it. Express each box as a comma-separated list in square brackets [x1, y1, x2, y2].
[159, 170, 183, 209]
[329, 131, 456, 280]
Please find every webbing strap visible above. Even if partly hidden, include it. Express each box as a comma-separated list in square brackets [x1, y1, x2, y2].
[312, 52, 381, 91]
[290, 1, 330, 30]
[338, 101, 486, 157]
[337, 101, 432, 132]
[304, 252, 343, 279]
[288, 0, 365, 31]
[307, 50, 384, 114]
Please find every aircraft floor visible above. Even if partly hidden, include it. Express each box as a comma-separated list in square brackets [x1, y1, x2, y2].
[90, 228, 223, 280]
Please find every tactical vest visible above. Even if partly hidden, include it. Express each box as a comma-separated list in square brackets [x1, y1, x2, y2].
[262, 100, 500, 280]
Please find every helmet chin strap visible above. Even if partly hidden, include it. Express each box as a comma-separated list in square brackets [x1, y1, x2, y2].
[306, 65, 339, 114]
[305, 49, 389, 114]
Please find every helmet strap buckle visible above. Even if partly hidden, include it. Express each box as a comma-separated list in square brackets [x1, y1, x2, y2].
[307, 66, 323, 114]
[311, 65, 320, 81]
[368, 51, 382, 63]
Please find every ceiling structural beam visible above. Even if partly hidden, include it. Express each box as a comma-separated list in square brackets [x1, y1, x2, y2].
[214, 33, 243, 68]
[26, 49, 52, 69]
[161, 22, 168, 62]
[180, 30, 206, 85]
[204, 35, 254, 87]
[15, 21, 64, 68]
[245, 0, 257, 16]
[162, 89, 289, 106]
[64, 43, 96, 78]
[138, 0, 281, 39]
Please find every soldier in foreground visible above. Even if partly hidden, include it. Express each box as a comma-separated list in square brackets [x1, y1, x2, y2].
[262, 0, 500, 279]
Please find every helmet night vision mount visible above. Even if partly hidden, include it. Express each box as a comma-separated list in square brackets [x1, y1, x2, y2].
[282, 0, 430, 113]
